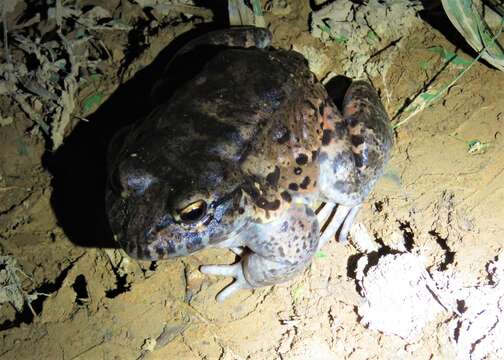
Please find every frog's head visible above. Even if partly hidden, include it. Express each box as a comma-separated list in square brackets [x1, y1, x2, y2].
[106, 141, 249, 260]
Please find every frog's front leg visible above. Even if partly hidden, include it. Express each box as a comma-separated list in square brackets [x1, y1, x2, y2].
[201, 204, 319, 302]
[318, 81, 393, 245]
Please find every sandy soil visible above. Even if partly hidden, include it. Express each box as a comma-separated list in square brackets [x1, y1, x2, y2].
[1, 1, 503, 359]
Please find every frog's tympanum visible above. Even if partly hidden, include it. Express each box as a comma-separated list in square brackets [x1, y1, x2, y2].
[106, 27, 393, 301]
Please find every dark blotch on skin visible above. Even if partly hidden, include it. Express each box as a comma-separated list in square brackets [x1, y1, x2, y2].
[276, 129, 290, 144]
[289, 183, 299, 191]
[238, 207, 245, 214]
[366, 149, 381, 167]
[311, 150, 318, 161]
[334, 180, 356, 194]
[257, 197, 281, 211]
[294, 167, 302, 175]
[354, 154, 364, 168]
[244, 181, 261, 200]
[296, 153, 308, 165]
[266, 166, 281, 187]
[257, 197, 267, 207]
[278, 246, 285, 257]
[155, 246, 164, 256]
[346, 116, 358, 127]
[305, 100, 318, 114]
[299, 176, 311, 189]
[334, 121, 347, 138]
[280, 191, 292, 202]
[351, 135, 365, 147]
[318, 102, 325, 116]
[268, 199, 281, 211]
[322, 129, 333, 146]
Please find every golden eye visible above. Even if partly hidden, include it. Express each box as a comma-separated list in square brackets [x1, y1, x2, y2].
[179, 200, 207, 223]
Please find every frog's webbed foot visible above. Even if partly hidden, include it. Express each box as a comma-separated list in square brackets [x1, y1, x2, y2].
[200, 262, 251, 302]
[316, 202, 362, 250]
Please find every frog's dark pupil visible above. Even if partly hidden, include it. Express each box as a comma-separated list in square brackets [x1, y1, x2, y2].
[180, 202, 206, 222]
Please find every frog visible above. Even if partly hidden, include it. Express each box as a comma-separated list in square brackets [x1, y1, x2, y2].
[106, 27, 393, 302]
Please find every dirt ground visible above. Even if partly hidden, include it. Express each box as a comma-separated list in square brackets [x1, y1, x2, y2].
[1, 1, 503, 359]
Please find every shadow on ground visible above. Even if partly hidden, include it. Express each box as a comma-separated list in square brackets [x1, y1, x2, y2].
[43, 23, 227, 249]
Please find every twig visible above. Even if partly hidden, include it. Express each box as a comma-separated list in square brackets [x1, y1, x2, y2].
[52, 0, 80, 150]
[0, 186, 23, 191]
[12, 93, 50, 134]
[70, 339, 105, 360]
[2, 1, 12, 66]
[393, 19, 504, 129]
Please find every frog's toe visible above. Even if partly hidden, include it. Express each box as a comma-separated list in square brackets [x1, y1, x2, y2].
[318, 204, 351, 249]
[317, 204, 363, 248]
[200, 262, 251, 302]
[338, 204, 362, 243]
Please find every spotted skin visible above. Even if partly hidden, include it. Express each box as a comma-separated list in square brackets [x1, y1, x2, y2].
[106, 27, 393, 301]
[318, 82, 392, 206]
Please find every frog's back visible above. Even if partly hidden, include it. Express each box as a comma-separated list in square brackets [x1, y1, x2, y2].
[127, 48, 327, 197]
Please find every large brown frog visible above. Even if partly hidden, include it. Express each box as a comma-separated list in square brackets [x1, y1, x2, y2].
[106, 27, 393, 301]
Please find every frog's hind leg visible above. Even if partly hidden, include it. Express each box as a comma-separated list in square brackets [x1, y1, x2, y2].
[318, 81, 392, 243]
[201, 204, 319, 302]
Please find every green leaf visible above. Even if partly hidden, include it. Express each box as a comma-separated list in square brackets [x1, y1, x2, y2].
[467, 139, 480, 148]
[318, 22, 332, 34]
[251, 0, 263, 16]
[428, 46, 472, 67]
[315, 251, 327, 258]
[333, 35, 349, 44]
[420, 91, 439, 102]
[366, 30, 378, 44]
[82, 92, 104, 113]
[317, 23, 348, 44]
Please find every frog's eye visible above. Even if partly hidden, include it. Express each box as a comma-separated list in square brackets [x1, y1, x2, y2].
[179, 200, 207, 223]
